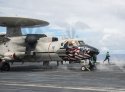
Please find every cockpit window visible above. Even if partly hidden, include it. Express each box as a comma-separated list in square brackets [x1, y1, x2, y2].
[61, 43, 64, 46]
[78, 41, 85, 46]
[64, 42, 68, 48]
[64, 40, 78, 48]
[63, 40, 85, 48]
[69, 42, 73, 46]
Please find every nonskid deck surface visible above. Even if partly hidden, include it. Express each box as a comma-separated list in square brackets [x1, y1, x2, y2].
[0, 62, 125, 92]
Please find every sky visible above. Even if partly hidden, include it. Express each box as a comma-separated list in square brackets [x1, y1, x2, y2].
[0, 0, 125, 54]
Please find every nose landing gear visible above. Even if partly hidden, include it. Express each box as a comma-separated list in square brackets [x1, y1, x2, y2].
[80, 55, 97, 71]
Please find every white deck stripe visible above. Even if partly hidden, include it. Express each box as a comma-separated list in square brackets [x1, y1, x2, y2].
[0, 81, 125, 92]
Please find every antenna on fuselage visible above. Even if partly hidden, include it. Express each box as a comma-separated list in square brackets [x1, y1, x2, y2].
[0, 17, 49, 37]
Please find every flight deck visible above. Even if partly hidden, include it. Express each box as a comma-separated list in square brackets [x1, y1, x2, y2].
[0, 62, 125, 92]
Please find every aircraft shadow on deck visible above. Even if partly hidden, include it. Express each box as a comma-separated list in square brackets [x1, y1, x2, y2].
[6, 65, 58, 72]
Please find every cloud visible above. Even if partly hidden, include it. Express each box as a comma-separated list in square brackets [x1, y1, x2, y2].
[98, 28, 125, 53]
[0, 0, 125, 53]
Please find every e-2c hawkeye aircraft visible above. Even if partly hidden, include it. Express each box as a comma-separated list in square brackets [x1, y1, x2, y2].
[0, 17, 99, 71]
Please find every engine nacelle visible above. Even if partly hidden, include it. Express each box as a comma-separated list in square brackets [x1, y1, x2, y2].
[3, 52, 16, 60]
[3, 52, 25, 60]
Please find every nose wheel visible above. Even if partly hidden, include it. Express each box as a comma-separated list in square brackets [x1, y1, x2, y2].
[81, 66, 86, 71]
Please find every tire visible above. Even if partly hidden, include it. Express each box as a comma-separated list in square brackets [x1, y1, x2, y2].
[69, 61, 73, 64]
[0, 62, 10, 71]
[81, 66, 86, 71]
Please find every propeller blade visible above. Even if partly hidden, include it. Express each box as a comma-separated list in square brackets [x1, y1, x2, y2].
[71, 27, 76, 39]
[66, 27, 71, 39]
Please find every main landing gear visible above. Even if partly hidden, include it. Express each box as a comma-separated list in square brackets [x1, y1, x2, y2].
[43, 61, 50, 69]
[0, 60, 10, 71]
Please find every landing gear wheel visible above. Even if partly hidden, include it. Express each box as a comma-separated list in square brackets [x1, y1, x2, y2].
[57, 61, 59, 66]
[69, 61, 73, 64]
[0, 62, 10, 71]
[43, 61, 50, 69]
[81, 66, 86, 71]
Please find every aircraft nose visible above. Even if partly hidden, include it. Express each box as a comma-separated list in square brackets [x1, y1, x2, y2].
[82, 45, 99, 55]
[91, 48, 99, 55]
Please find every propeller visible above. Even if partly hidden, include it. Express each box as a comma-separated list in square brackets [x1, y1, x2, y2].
[22, 27, 43, 35]
[25, 34, 38, 55]
[65, 21, 90, 39]
[65, 24, 78, 39]
[24, 28, 47, 55]
[65, 20, 89, 39]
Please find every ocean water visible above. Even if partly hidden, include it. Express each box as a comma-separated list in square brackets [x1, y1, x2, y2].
[98, 54, 125, 62]
[96, 54, 125, 72]
[97, 54, 125, 68]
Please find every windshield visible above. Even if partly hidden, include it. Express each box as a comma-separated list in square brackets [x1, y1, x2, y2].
[63, 40, 79, 48]
[78, 41, 85, 46]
